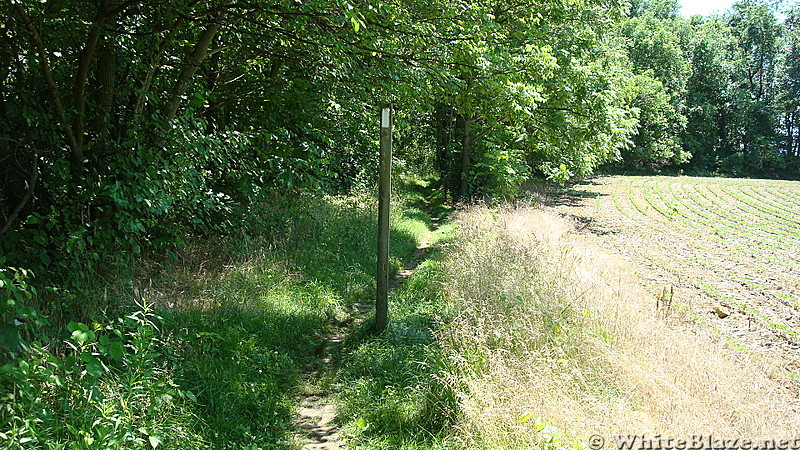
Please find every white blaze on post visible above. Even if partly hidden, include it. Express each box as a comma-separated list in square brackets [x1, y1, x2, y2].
[381, 108, 390, 128]
[376, 105, 392, 332]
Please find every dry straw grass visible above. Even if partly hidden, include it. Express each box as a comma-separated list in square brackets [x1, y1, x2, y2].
[436, 205, 800, 448]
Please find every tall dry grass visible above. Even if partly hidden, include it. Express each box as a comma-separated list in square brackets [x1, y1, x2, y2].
[436, 205, 800, 448]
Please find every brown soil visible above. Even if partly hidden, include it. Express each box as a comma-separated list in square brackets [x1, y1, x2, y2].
[292, 233, 433, 449]
[548, 175, 800, 383]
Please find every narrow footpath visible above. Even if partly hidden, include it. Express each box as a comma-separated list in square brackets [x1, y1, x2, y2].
[292, 228, 436, 449]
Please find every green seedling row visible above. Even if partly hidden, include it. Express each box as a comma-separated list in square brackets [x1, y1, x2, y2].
[671, 181, 800, 268]
[601, 176, 800, 366]
[739, 185, 800, 217]
[716, 184, 800, 233]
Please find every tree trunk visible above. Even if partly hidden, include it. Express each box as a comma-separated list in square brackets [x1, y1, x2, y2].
[74, 0, 110, 153]
[165, 22, 221, 120]
[0, 74, 7, 121]
[13, 3, 81, 179]
[269, 57, 283, 80]
[793, 112, 800, 157]
[787, 113, 795, 158]
[132, 37, 168, 118]
[88, 36, 116, 164]
[459, 117, 473, 198]
[204, 34, 221, 130]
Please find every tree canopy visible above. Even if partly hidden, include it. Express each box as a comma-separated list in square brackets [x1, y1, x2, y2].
[2, 0, 800, 287]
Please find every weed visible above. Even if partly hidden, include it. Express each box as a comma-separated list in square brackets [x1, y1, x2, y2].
[655, 286, 674, 318]
[0, 300, 204, 449]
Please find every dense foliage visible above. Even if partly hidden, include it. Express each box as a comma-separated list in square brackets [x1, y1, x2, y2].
[2, 0, 800, 447]
[616, 0, 800, 176]
[2, 0, 794, 278]
[0, 0, 642, 291]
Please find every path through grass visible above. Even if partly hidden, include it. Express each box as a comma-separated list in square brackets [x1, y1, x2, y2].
[153, 177, 459, 449]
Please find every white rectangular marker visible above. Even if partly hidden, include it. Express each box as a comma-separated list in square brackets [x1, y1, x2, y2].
[381, 108, 390, 128]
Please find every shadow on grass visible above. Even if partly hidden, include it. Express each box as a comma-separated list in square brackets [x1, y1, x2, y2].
[270, 194, 427, 308]
[169, 307, 319, 447]
[545, 180, 609, 208]
[334, 257, 458, 448]
[398, 175, 455, 225]
[164, 186, 443, 448]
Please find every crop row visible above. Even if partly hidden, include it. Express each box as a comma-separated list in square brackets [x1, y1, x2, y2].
[612, 177, 800, 269]
[603, 176, 800, 349]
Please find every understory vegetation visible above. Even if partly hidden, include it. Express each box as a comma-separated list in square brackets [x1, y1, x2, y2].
[4, 176, 800, 448]
[0, 179, 438, 448]
[4, 0, 800, 447]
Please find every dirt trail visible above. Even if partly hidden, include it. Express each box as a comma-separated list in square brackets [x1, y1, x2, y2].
[293, 230, 435, 449]
[548, 176, 800, 382]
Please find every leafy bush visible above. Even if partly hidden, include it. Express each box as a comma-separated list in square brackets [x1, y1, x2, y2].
[471, 142, 529, 200]
[0, 297, 203, 449]
[0, 266, 45, 361]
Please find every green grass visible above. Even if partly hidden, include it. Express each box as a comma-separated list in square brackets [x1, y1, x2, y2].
[335, 232, 459, 449]
[1, 175, 454, 449]
[158, 187, 443, 448]
[12, 174, 797, 448]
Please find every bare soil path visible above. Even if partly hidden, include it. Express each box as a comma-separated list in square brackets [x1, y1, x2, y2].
[292, 230, 435, 449]
[548, 175, 800, 382]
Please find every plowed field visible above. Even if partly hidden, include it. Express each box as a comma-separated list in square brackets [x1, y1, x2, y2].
[551, 176, 800, 380]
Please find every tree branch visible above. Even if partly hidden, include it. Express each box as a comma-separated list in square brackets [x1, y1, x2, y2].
[0, 151, 38, 238]
[74, 0, 110, 151]
[165, 21, 222, 120]
[12, 3, 82, 177]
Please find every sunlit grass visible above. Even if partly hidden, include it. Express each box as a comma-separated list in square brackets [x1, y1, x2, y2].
[336, 259, 459, 450]
[431, 204, 799, 447]
[153, 183, 442, 448]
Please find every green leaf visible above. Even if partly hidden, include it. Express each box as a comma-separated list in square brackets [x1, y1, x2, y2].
[0, 325, 22, 349]
[89, 385, 104, 401]
[71, 328, 96, 344]
[69, 322, 96, 343]
[183, 390, 197, 403]
[149, 435, 162, 449]
[85, 361, 103, 378]
[108, 341, 124, 361]
[80, 352, 98, 363]
[540, 424, 561, 443]
[67, 322, 87, 332]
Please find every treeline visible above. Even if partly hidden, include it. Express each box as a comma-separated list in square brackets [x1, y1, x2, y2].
[1, 0, 636, 298]
[1, 0, 799, 311]
[615, 0, 800, 177]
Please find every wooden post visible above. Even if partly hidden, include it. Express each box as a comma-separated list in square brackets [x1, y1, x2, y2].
[375, 105, 392, 333]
